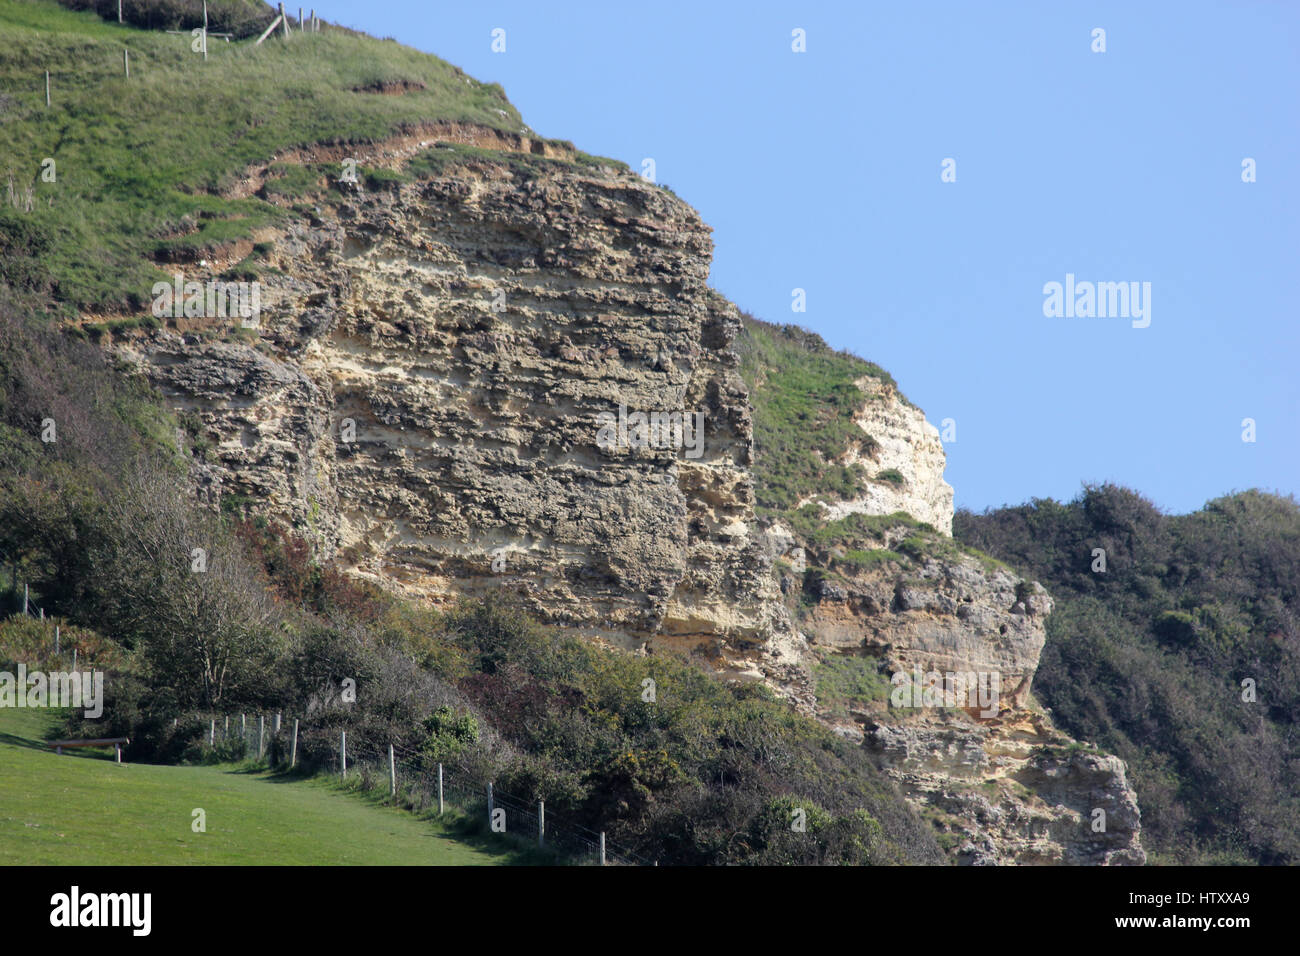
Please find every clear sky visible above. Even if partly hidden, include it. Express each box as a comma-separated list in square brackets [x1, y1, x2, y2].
[318, 1, 1297, 515]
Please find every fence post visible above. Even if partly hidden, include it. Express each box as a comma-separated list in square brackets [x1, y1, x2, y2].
[209, 719, 215, 747]
[224, 715, 229, 738]
[538, 800, 545, 847]
[39, 607, 43, 621]
[115, 742, 122, 764]
[254, 15, 282, 45]
[71, 647, 77, 671]
[241, 713, 246, 738]
[23, 582, 28, 614]
[274, 713, 281, 735]
[298, 7, 303, 30]
[117, 0, 122, 24]
[437, 763, 444, 815]
[279, 3, 289, 39]
[54, 625, 59, 655]
[202, 0, 208, 60]
[124, 49, 129, 78]
[44, 74, 49, 109]
[388, 743, 396, 798]
[340, 729, 347, 779]
[258, 715, 265, 759]
[291, 718, 299, 768]
[599, 832, 606, 866]
[487, 782, 494, 826]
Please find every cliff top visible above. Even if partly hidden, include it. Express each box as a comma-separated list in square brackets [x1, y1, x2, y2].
[0, 0, 618, 313]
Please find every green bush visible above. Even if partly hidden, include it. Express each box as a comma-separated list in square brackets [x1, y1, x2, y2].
[956, 484, 1300, 865]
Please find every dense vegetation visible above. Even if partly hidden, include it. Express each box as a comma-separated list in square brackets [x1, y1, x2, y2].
[60, 0, 277, 39]
[0, 295, 943, 865]
[956, 485, 1300, 865]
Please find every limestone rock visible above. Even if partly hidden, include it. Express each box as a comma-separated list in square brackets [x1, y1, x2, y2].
[815, 377, 955, 535]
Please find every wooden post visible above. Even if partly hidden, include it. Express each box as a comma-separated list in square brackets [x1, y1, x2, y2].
[241, 713, 246, 738]
[71, 647, 77, 671]
[202, 1, 208, 61]
[290, 718, 298, 768]
[437, 763, 444, 815]
[224, 715, 229, 738]
[298, 7, 303, 30]
[23, 582, 28, 614]
[124, 49, 129, 78]
[258, 715, 264, 758]
[487, 782, 494, 825]
[340, 729, 347, 778]
[599, 832, 606, 865]
[254, 15, 282, 46]
[209, 719, 215, 747]
[538, 799, 545, 846]
[274, 713, 281, 735]
[117, 0, 122, 24]
[39, 607, 43, 621]
[311, 10, 316, 32]
[388, 743, 396, 798]
[115, 742, 122, 764]
[44, 73, 49, 108]
[54, 625, 59, 655]
[279, 4, 289, 39]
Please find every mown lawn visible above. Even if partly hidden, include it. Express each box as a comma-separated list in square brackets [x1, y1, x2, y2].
[0, 707, 523, 865]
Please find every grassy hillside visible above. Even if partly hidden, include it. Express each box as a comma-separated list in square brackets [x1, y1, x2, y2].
[736, 315, 1002, 579]
[0, 708, 519, 864]
[736, 314, 902, 519]
[0, 0, 529, 311]
[956, 486, 1300, 865]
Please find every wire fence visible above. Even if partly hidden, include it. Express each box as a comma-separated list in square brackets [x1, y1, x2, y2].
[189, 710, 654, 866]
[2, 584, 104, 673]
[1, 577, 652, 865]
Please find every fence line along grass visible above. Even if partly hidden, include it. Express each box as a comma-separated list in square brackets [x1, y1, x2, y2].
[0, 707, 527, 865]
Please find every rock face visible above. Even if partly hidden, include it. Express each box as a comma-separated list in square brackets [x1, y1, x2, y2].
[865, 714, 1145, 865]
[793, 548, 1145, 865]
[815, 378, 954, 535]
[801, 552, 1050, 711]
[109, 136, 1141, 864]
[119, 151, 800, 688]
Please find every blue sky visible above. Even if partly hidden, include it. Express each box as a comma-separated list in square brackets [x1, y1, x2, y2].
[321, 1, 1298, 515]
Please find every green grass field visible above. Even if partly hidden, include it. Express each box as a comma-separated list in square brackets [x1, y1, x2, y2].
[0, 0, 531, 311]
[0, 707, 525, 865]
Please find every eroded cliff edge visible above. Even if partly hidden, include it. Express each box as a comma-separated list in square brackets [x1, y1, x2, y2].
[119, 148, 803, 693]
[109, 138, 1142, 864]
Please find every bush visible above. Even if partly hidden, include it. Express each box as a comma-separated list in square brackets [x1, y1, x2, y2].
[956, 486, 1300, 865]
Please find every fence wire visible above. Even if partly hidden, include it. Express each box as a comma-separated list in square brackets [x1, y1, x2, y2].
[191, 711, 652, 866]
